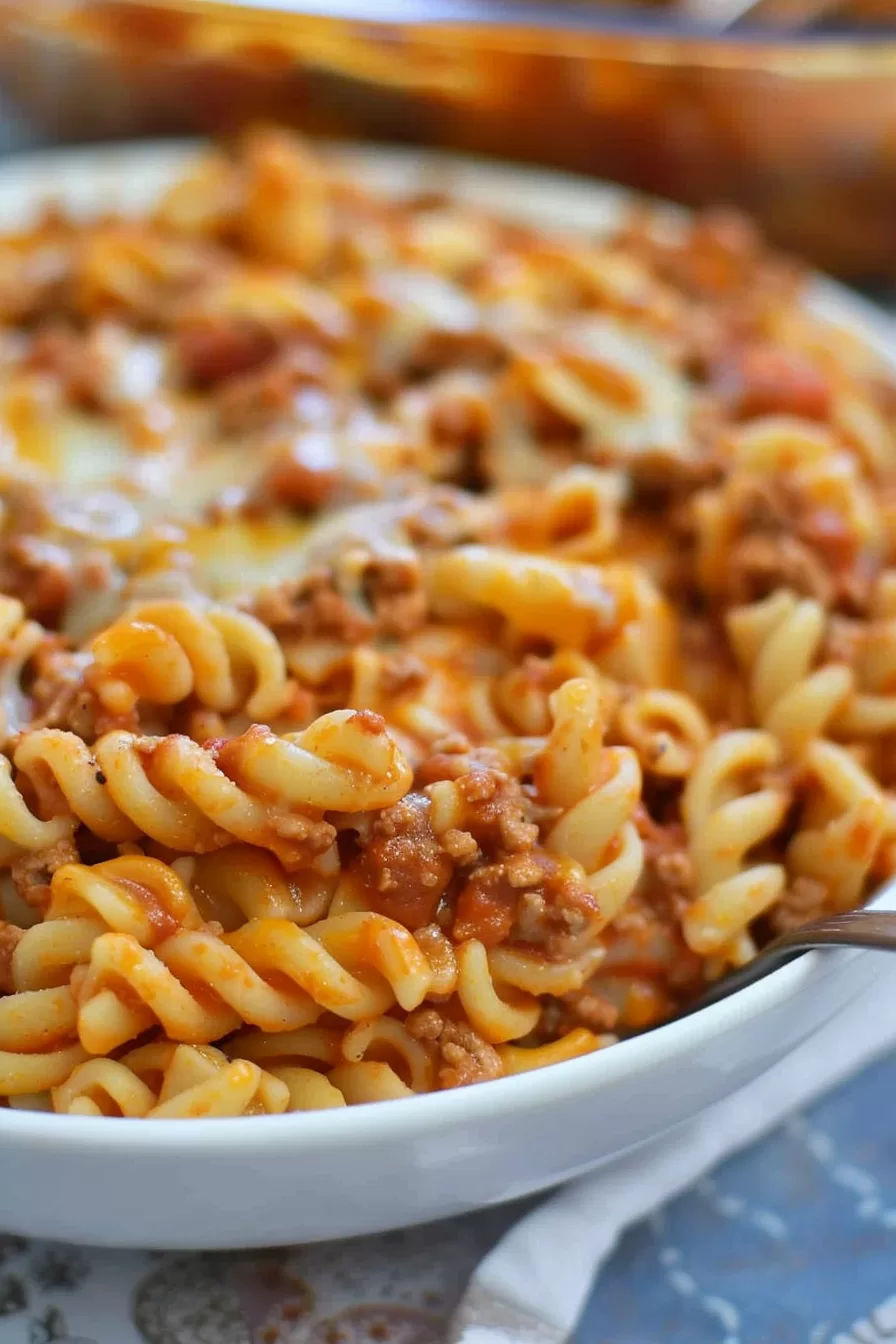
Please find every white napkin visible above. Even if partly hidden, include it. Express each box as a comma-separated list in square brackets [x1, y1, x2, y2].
[448, 954, 896, 1344]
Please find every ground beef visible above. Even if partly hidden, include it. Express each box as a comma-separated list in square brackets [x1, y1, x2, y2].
[0, 482, 59, 536]
[248, 567, 375, 645]
[406, 1008, 503, 1088]
[414, 737, 511, 788]
[511, 860, 601, 959]
[253, 432, 341, 511]
[351, 793, 453, 930]
[635, 806, 695, 914]
[26, 324, 100, 408]
[0, 536, 74, 626]
[412, 923, 457, 997]
[0, 922, 23, 994]
[378, 652, 429, 699]
[451, 862, 519, 946]
[558, 988, 619, 1033]
[406, 1007, 444, 1042]
[430, 387, 491, 456]
[653, 849, 695, 902]
[433, 769, 539, 856]
[711, 473, 875, 612]
[727, 533, 834, 607]
[437, 1020, 503, 1088]
[28, 643, 97, 737]
[0, 233, 72, 325]
[10, 833, 80, 914]
[622, 206, 800, 316]
[362, 554, 427, 637]
[176, 317, 278, 388]
[24, 322, 152, 413]
[449, 845, 600, 956]
[267, 812, 337, 856]
[247, 549, 427, 645]
[437, 826, 481, 865]
[216, 345, 330, 434]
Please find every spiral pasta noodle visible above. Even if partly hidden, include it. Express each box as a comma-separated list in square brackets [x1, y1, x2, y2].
[726, 590, 853, 756]
[534, 679, 644, 928]
[10, 855, 205, 992]
[788, 740, 886, 911]
[454, 939, 607, 1046]
[682, 731, 790, 959]
[51, 1042, 290, 1117]
[226, 1023, 422, 1108]
[74, 911, 435, 1054]
[833, 615, 896, 737]
[0, 983, 87, 1096]
[0, 710, 412, 868]
[501, 466, 628, 563]
[615, 688, 711, 778]
[88, 600, 292, 722]
[178, 844, 338, 930]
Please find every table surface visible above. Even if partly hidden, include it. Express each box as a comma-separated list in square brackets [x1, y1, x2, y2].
[0, 105, 894, 1344]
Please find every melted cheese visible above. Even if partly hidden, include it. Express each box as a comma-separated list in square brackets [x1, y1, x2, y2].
[183, 516, 313, 596]
[0, 384, 274, 526]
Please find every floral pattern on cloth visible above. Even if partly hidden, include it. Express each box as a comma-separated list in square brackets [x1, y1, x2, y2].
[0, 1215, 516, 1344]
[1, 1055, 896, 1343]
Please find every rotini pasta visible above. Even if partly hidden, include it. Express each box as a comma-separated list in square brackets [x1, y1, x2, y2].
[615, 688, 711, 778]
[682, 731, 790, 960]
[538, 679, 644, 930]
[10, 855, 204, 991]
[51, 1042, 290, 1118]
[726, 590, 853, 756]
[87, 601, 293, 723]
[2, 128, 896, 1117]
[787, 740, 887, 912]
[0, 710, 410, 868]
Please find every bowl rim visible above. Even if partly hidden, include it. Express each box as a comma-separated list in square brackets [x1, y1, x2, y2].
[0, 136, 891, 1149]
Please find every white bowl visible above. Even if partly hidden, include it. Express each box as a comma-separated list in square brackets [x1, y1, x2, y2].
[0, 141, 893, 1250]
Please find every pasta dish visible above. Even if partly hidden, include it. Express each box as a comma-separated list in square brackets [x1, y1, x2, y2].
[0, 130, 893, 1119]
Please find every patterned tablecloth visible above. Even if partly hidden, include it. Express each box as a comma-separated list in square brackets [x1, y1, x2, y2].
[0, 100, 895, 1344]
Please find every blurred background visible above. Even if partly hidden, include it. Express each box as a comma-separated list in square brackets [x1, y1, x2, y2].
[0, 10, 895, 1344]
[0, 0, 895, 278]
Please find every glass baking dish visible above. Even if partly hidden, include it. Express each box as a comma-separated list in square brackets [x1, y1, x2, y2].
[2, 0, 896, 277]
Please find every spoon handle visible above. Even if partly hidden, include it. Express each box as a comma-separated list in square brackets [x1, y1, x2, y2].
[682, 908, 896, 1016]
[771, 907, 896, 955]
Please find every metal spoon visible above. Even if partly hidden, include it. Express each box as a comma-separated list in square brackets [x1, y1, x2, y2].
[680, 906, 896, 1017]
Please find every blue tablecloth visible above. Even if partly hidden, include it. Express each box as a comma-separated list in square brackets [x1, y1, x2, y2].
[578, 1051, 896, 1344]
